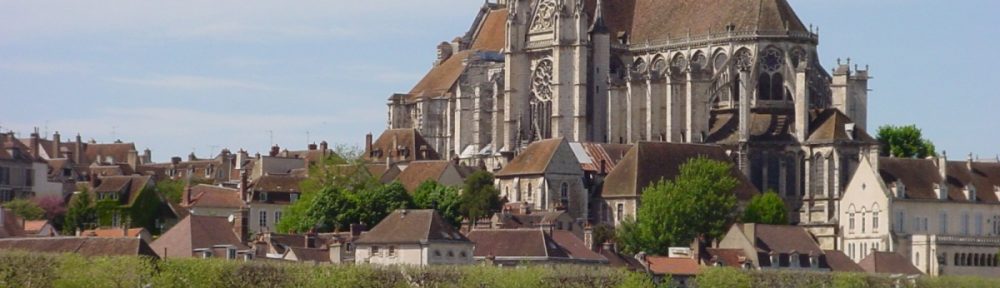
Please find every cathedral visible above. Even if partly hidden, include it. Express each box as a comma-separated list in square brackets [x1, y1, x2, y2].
[387, 0, 878, 245]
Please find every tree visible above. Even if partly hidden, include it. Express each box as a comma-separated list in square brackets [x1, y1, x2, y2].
[277, 145, 377, 233]
[412, 180, 463, 227]
[156, 179, 187, 204]
[742, 190, 788, 225]
[459, 171, 502, 223]
[353, 182, 413, 227]
[2, 199, 45, 220]
[877, 125, 936, 158]
[63, 190, 96, 234]
[618, 157, 739, 255]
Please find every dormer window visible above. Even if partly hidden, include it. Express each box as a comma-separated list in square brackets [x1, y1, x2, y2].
[935, 183, 946, 200]
[770, 252, 779, 268]
[965, 185, 977, 202]
[790, 251, 800, 268]
[892, 181, 906, 198]
[810, 253, 820, 268]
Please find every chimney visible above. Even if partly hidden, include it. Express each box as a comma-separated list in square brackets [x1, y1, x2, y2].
[938, 151, 948, 183]
[308, 143, 317, 151]
[30, 128, 40, 159]
[583, 224, 595, 251]
[269, 145, 280, 157]
[600, 160, 608, 175]
[239, 169, 249, 203]
[392, 134, 399, 160]
[365, 133, 373, 157]
[127, 149, 139, 170]
[75, 134, 83, 164]
[602, 241, 616, 254]
[319, 141, 328, 152]
[967, 153, 974, 172]
[52, 131, 61, 158]
[142, 148, 152, 164]
[305, 230, 317, 248]
[350, 223, 365, 237]
[188, 152, 197, 161]
[233, 209, 248, 243]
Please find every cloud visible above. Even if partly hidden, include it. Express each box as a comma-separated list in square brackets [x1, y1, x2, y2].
[107, 75, 275, 91]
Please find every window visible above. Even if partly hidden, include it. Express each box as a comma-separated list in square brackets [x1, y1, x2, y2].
[63, 168, 72, 177]
[259, 192, 268, 202]
[259, 210, 267, 228]
[962, 214, 970, 235]
[940, 213, 948, 235]
[434, 250, 441, 257]
[861, 211, 866, 233]
[872, 204, 880, 232]
[447, 251, 454, 257]
[371, 246, 380, 255]
[560, 183, 569, 208]
[616, 203, 624, 223]
[290, 193, 299, 203]
[848, 206, 856, 232]
[975, 214, 984, 235]
[0, 167, 9, 185]
[923, 218, 928, 232]
[112, 212, 121, 228]
[25, 169, 33, 186]
[916, 252, 920, 267]
[274, 211, 282, 224]
[387, 246, 396, 257]
[460, 251, 467, 258]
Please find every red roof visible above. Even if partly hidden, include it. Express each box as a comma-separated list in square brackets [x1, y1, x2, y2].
[646, 256, 702, 276]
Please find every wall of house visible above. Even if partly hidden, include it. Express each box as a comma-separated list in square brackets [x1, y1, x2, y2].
[248, 203, 287, 234]
[602, 197, 638, 227]
[355, 244, 424, 265]
[839, 159, 891, 262]
[31, 162, 65, 199]
[425, 242, 475, 265]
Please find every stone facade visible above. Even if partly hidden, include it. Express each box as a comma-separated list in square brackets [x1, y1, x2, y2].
[387, 1, 879, 239]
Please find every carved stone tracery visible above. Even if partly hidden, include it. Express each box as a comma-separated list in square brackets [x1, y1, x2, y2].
[530, 0, 557, 32]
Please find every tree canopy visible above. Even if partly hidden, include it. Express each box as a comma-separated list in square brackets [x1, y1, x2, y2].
[412, 180, 463, 227]
[2, 199, 45, 221]
[877, 124, 936, 158]
[618, 157, 739, 255]
[459, 171, 503, 223]
[63, 190, 96, 234]
[742, 190, 788, 225]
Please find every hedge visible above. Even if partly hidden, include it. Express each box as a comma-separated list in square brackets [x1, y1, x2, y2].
[2, 252, 999, 288]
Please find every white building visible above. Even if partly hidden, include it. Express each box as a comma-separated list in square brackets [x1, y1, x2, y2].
[354, 210, 474, 266]
[840, 154, 1000, 277]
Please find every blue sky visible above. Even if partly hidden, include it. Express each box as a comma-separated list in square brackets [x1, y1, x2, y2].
[1, 0, 997, 162]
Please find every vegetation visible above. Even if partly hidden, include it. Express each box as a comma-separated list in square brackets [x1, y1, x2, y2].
[618, 157, 739, 255]
[412, 180, 463, 227]
[742, 190, 789, 225]
[877, 124, 936, 158]
[458, 171, 503, 223]
[2, 198, 45, 221]
[62, 190, 96, 234]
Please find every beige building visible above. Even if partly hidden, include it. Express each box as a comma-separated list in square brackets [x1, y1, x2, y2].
[494, 138, 588, 220]
[354, 209, 474, 266]
[840, 154, 1000, 277]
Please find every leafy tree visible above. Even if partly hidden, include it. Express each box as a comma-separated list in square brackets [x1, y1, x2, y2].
[412, 180, 463, 227]
[62, 190, 96, 234]
[353, 182, 413, 227]
[156, 179, 187, 204]
[618, 157, 739, 255]
[277, 145, 376, 233]
[591, 224, 617, 249]
[877, 124, 936, 158]
[2, 199, 45, 220]
[34, 196, 66, 220]
[459, 171, 502, 223]
[742, 190, 789, 225]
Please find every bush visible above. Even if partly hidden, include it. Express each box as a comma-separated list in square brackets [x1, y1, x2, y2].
[694, 267, 750, 288]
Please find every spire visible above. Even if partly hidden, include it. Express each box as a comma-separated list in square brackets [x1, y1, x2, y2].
[589, 0, 609, 34]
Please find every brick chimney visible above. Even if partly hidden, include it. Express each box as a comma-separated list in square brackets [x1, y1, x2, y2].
[239, 169, 249, 203]
[269, 145, 280, 157]
[183, 184, 193, 206]
[171, 157, 182, 165]
[308, 143, 317, 151]
[29, 128, 40, 159]
[320, 141, 328, 153]
[127, 149, 139, 170]
[233, 209, 248, 243]
[75, 133, 83, 164]
[365, 133, 373, 158]
[52, 131, 61, 158]
[142, 148, 152, 164]
[583, 224, 595, 251]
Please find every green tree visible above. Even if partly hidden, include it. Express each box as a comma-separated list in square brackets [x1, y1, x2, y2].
[618, 157, 739, 255]
[156, 179, 188, 204]
[2, 199, 45, 220]
[877, 124, 936, 158]
[353, 182, 413, 227]
[62, 190, 96, 234]
[459, 171, 502, 223]
[412, 180, 463, 227]
[277, 145, 376, 233]
[742, 190, 789, 225]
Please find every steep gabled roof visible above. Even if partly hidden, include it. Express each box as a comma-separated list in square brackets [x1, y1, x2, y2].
[878, 157, 942, 200]
[470, 8, 507, 51]
[600, 142, 757, 200]
[807, 109, 876, 143]
[858, 251, 922, 275]
[355, 210, 469, 245]
[366, 129, 441, 163]
[408, 50, 475, 100]
[0, 237, 158, 258]
[497, 138, 580, 177]
[394, 161, 461, 192]
[751, 224, 823, 255]
[187, 184, 244, 209]
[824, 250, 864, 272]
[150, 215, 248, 258]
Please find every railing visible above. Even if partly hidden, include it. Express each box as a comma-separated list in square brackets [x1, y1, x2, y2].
[624, 30, 818, 51]
[913, 234, 1000, 246]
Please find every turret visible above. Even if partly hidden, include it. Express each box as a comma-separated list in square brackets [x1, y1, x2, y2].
[794, 59, 811, 142]
[831, 59, 870, 130]
[589, 0, 610, 143]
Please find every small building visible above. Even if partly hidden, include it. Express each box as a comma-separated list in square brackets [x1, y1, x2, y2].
[364, 129, 441, 168]
[858, 251, 923, 276]
[23, 220, 59, 237]
[489, 208, 583, 240]
[150, 214, 251, 259]
[644, 249, 702, 288]
[247, 175, 305, 234]
[394, 160, 474, 193]
[183, 184, 245, 217]
[494, 138, 589, 220]
[716, 223, 839, 271]
[466, 228, 606, 266]
[354, 209, 474, 266]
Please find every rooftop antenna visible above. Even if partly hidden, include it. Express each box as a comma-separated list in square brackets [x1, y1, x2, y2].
[267, 130, 274, 146]
[306, 130, 311, 144]
[209, 145, 220, 157]
[44, 120, 49, 138]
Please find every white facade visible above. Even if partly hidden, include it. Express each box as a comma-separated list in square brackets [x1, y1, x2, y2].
[354, 242, 475, 266]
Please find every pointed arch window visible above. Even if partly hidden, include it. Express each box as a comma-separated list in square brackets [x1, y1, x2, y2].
[757, 47, 785, 101]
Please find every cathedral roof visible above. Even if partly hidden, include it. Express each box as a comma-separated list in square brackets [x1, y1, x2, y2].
[408, 50, 476, 101]
[807, 109, 877, 143]
[496, 138, 572, 177]
[600, 142, 758, 199]
[365, 129, 441, 163]
[470, 8, 507, 51]
[585, 0, 809, 44]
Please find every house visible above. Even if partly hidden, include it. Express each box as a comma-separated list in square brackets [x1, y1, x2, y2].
[0, 237, 158, 258]
[150, 214, 251, 259]
[489, 208, 583, 240]
[0, 132, 44, 202]
[394, 160, 474, 192]
[23, 220, 59, 237]
[81, 227, 152, 243]
[465, 228, 606, 266]
[600, 142, 759, 226]
[643, 249, 703, 288]
[858, 251, 923, 276]
[182, 184, 245, 217]
[716, 223, 838, 271]
[12, 130, 149, 197]
[364, 129, 441, 168]
[494, 138, 589, 220]
[354, 209, 474, 266]
[839, 153, 1000, 277]
[251, 232, 331, 263]
[86, 174, 171, 233]
[247, 174, 304, 234]
[365, 163, 402, 184]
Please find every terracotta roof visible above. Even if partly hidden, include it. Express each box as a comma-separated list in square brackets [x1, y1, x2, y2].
[394, 161, 463, 192]
[355, 210, 469, 245]
[83, 143, 136, 165]
[365, 129, 441, 163]
[22, 220, 49, 234]
[823, 250, 864, 272]
[858, 252, 922, 275]
[601, 142, 758, 200]
[497, 138, 576, 177]
[647, 256, 702, 276]
[187, 184, 244, 209]
[493, 211, 566, 229]
[946, 161, 1000, 203]
[877, 158, 942, 200]
[750, 224, 823, 255]
[150, 215, 248, 258]
[81, 227, 148, 238]
[408, 50, 475, 100]
[807, 109, 876, 143]
[583, 0, 807, 44]
[250, 175, 304, 194]
[288, 246, 330, 263]
[91, 175, 152, 207]
[572, 142, 632, 173]
[466, 229, 555, 258]
[469, 8, 507, 51]
[0, 237, 158, 258]
[550, 230, 605, 261]
[704, 248, 747, 268]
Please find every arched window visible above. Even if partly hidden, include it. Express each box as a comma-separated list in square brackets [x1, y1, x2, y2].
[527, 183, 532, 201]
[848, 205, 856, 233]
[560, 183, 569, 208]
[861, 208, 867, 233]
[872, 204, 881, 232]
[758, 47, 785, 100]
